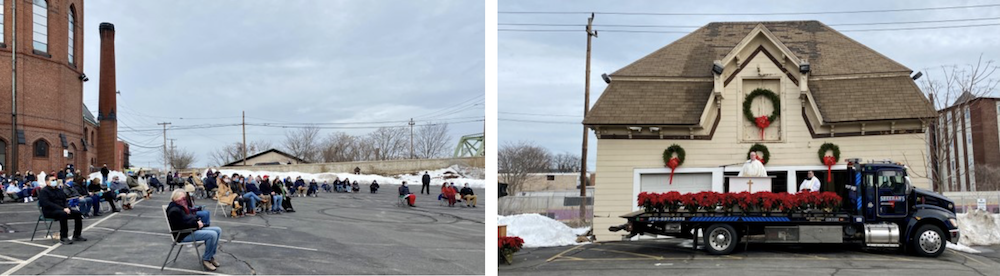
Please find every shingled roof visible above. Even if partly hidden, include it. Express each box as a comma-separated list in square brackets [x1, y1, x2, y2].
[586, 21, 934, 126]
[583, 81, 713, 125]
[612, 21, 911, 77]
[810, 76, 936, 123]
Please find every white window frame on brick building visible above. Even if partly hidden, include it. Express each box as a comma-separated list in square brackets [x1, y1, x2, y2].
[1, 1, 5, 44]
[33, 0, 48, 53]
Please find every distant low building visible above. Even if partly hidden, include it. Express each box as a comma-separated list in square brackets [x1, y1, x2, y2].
[223, 149, 308, 167]
[520, 172, 594, 192]
[933, 93, 1000, 192]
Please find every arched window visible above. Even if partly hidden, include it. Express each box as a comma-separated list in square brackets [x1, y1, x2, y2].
[84, 127, 89, 143]
[68, 6, 76, 64]
[34, 139, 49, 157]
[32, 0, 48, 52]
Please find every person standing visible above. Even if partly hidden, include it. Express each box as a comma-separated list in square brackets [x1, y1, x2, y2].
[100, 164, 110, 184]
[39, 176, 88, 244]
[420, 171, 431, 195]
[799, 171, 822, 193]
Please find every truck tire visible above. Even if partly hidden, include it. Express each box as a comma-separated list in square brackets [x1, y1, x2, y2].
[704, 224, 738, 255]
[911, 224, 946, 257]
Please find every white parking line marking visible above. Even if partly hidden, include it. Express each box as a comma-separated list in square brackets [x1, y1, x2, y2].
[0, 254, 25, 263]
[91, 226, 319, 252]
[45, 254, 226, 275]
[0, 197, 145, 276]
[7, 240, 52, 249]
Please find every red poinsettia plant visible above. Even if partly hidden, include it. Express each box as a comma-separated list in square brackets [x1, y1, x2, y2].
[499, 236, 525, 265]
[637, 190, 842, 214]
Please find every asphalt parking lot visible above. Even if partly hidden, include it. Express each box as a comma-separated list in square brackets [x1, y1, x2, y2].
[499, 238, 1000, 276]
[0, 185, 484, 275]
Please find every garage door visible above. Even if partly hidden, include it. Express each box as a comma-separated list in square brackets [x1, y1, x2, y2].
[640, 173, 712, 194]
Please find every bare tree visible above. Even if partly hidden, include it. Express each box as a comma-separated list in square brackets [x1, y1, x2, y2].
[320, 132, 364, 162]
[414, 123, 451, 159]
[974, 164, 1000, 191]
[367, 126, 408, 160]
[920, 55, 1000, 192]
[282, 127, 321, 162]
[498, 141, 551, 195]
[550, 152, 581, 173]
[209, 140, 273, 166]
[168, 148, 197, 170]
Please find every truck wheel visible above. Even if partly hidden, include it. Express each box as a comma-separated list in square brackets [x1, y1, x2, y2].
[912, 224, 946, 257]
[704, 224, 738, 255]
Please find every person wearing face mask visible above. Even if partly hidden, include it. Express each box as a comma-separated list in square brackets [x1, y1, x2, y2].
[38, 176, 88, 244]
[61, 175, 93, 218]
[89, 177, 119, 213]
[110, 176, 138, 210]
[799, 171, 822, 193]
[216, 176, 241, 217]
[166, 189, 222, 271]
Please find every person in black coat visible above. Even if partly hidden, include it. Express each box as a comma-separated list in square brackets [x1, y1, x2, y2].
[420, 172, 431, 195]
[38, 176, 87, 244]
[166, 190, 222, 271]
[100, 165, 109, 184]
[370, 180, 380, 193]
[88, 177, 119, 213]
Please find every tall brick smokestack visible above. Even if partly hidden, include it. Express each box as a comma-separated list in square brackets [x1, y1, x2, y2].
[96, 23, 119, 170]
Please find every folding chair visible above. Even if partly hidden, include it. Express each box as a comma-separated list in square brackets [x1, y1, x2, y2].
[161, 205, 206, 271]
[31, 204, 55, 241]
[213, 200, 231, 219]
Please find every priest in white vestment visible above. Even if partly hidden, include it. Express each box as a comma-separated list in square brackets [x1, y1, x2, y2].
[738, 152, 768, 177]
[798, 171, 822, 192]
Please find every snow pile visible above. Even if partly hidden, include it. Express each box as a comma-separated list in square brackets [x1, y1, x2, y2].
[956, 210, 1000, 246]
[947, 242, 982, 254]
[211, 164, 485, 188]
[498, 214, 589, 248]
[86, 170, 129, 183]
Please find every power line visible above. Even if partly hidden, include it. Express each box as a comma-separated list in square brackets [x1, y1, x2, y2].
[498, 3, 1000, 16]
[500, 22, 1000, 33]
[499, 118, 579, 124]
[500, 111, 582, 117]
[499, 16, 1000, 29]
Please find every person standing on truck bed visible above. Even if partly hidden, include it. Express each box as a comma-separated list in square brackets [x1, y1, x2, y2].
[799, 171, 822, 192]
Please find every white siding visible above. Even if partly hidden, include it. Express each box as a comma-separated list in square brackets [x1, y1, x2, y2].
[640, 173, 712, 194]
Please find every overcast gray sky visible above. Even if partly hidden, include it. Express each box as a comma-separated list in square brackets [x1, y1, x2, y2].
[498, 0, 1000, 170]
[80, 0, 485, 168]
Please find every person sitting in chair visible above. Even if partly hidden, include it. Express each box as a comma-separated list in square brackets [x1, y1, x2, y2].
[321, 180, 332, 193]
[399, 182, 415, 207]
[167, 189, 222, 271]
[370, 180, 380, 194]
[460, 183, 477, 208]
[39, 176, 87, 245]
[351, 181, 360, 193]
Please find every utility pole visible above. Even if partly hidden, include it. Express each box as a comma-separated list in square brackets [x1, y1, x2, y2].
[409, 118, 415, 159]
[168, 138, 176, 170]
[158, 122, 171, 175]
[9, 0, 18, 173]
[242, 110, 247, 166]
[580, 13, 597, 225]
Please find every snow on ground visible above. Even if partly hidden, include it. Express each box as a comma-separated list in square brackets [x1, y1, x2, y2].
[947, 242, 982, 254]
[956, 210, 1000, 246]
[87, 170, 129, 183]
[213, 165, 485, 189]
[498, 214, 588, 248]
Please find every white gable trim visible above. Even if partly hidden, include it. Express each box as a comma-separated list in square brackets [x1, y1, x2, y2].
[721, 24, 803, 68]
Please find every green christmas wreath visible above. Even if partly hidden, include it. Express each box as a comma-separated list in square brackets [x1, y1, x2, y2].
[743, 88, 781, 124]
[663, 144, 686, 167]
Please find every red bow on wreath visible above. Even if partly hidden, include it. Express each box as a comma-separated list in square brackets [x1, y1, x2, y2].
[755, 116, 771, 140]
[823, 156, 837, 182]
[667, 157, 680, 185]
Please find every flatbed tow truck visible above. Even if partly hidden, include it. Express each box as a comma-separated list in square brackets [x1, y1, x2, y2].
[609, 159, 960, 257]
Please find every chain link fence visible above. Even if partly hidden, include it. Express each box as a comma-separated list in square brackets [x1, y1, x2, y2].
[498, 189, 593, 228]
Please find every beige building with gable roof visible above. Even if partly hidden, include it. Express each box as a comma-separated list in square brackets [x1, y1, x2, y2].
[584, 21, 937, 241]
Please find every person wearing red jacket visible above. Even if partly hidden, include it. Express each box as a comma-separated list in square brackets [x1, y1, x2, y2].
[442, 183, 458, 207]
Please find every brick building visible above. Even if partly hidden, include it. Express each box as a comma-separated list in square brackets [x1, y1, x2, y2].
[0, 0, 120, 174]
[933, 94, 1000, 192]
